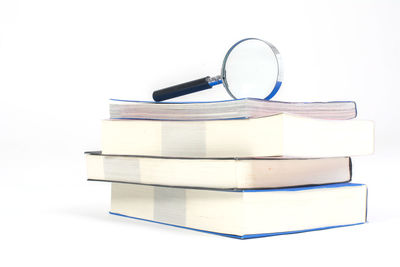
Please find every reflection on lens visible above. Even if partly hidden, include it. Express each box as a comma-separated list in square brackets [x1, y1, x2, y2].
[222, 39, 280, 99]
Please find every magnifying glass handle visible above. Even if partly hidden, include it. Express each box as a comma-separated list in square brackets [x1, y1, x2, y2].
[153, 77, 212, 102]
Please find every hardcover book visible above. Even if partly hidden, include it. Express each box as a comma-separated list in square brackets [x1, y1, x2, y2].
[110, 183, 367, 239]
[86, 151, 352, 189]
[102, 114, 374, 158]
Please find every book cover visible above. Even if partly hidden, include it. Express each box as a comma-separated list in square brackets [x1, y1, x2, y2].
[110, 183, 367, 239]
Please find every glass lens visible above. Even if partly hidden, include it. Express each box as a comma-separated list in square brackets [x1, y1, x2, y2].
[222, 38, 281, 99]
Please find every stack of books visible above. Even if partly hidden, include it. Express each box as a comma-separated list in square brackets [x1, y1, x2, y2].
[86, 98, 374, 239]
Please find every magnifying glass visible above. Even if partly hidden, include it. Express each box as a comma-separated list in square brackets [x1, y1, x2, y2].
[152, 38, 283, 102]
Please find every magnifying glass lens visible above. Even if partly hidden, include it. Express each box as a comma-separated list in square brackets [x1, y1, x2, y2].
[223, 39, 280, 99]
[153, 38, 282, 102]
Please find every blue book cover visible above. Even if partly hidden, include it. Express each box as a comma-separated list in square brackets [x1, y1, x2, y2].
[109, 183, 367, 239]
[109, 98, 357, 121]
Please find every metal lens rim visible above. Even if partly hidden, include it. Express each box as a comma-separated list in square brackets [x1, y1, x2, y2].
[221, 38, 283, 100]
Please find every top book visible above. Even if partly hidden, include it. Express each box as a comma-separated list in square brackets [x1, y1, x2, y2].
[109, 98, 357, 121]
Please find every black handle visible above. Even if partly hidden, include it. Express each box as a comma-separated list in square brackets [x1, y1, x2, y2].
[153, 77, 212, 102]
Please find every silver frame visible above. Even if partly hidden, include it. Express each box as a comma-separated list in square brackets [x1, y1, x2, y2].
[220, 38, 283, 100]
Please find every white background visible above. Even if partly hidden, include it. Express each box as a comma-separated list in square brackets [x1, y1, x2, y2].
[1, 0, 399, 266]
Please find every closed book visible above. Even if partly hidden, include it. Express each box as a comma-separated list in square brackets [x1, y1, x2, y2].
[109, 98, 357, 120]
[110, 183, 367, 239]
[86, 151, 352, 189]
[102, 114, 374, 158]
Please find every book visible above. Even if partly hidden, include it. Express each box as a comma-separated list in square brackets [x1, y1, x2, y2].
[110, 183, 367, 239]
[109, 98, 357, 121]
[86, 151, 352, 189]
[102, 114, 374, 158]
